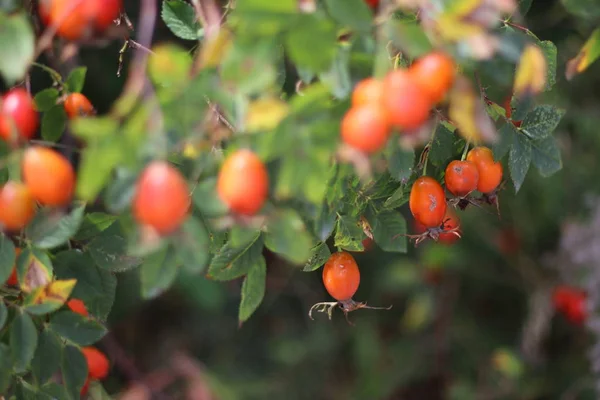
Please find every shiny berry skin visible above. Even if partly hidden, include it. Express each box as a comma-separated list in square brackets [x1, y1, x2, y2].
[132, 161, 190, 235]
[409, 176, 447, 228]
[67, 298, 89, 317]
[82, 347, 109, 380]
[64, 93, 94, 118]
[0, 88, 39, 142]
[23, 147, 75, 206]
[0, 182, 36, 231]
[322, 252, 360, 302]
[444, 160, 479, 197]
[552, 286, 587, 325]
[466, 147, 503, 194]
[438, 208, 460, 245]
[44, 0, 121, 41]
[381, 70, 431, 131]
[39, 0, 51, 25]
[217, 149, 269, 216]
[409, 52, 456, 104]
[5, 249, 21, 287]
[341, 104, 390, 153]
[352, 78, 385, 107]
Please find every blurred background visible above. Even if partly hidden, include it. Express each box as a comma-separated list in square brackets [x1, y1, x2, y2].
[21, 0, 600, 398]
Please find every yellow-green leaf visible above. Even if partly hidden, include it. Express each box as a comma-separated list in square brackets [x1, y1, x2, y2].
[566, 27, 600, 80]
[24, 279, 77, 315]
[513, 44, 547, 97]
[245, 97, 289, 132]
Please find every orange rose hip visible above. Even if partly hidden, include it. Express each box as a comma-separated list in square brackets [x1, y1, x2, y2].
[23, 147, 75, 207]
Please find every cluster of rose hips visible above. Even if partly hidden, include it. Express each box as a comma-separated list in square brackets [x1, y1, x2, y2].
[552, 285, 587, 326]
[409, 146, 503, 246]
[341, 52, 455, 154]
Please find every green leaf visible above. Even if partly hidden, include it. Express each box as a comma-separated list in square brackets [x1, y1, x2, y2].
[173, 217, 210, 274]
[71, 116, 119, 140]
[140, 246, 180, 299]
[192, 178, 228, 217]
[521, 105, 565, 139]
[61, 345, 88, 400]
[49, 311, 107, 346]
[0, 302, 6, 330]
[366, 209, 407, 253]
[65, 67, 87, 93]
[233, 0, 298, 35]
[264, 209, 313, 264]
[0, 13, 35, 85]
[76, 138, 124, 201]
[208, 234, 263, 281]
[387, 147, 415, 182]
[561, 0, 600, 19]
[54, 251, 116, 320]
[324, 0, 372, 32]
[303, 242, 331, 272]
[387, 19, 432, 58]
[509, 133, 532, 192]
[538, 41, 557, 91]
[531, 135, 562, 177]
[334, 215, 365, 251]
[74, 212, 118, 241]
[313, 203, 336, 241]
[238, 256, 267, 323]
[40, 383, 69, 399]
[104, 168, 137, 213]
[31, 329, 62, 385]
[26, 204, 85, 249]
[429, 124, 455, 167]
[162, 0, 203, 40]
[41, 105, 67, 142]
[0, 234, 15, 285]
[0, 344, 11, 394]
[319, 45, 351, 99]
[383, 184, 409, 209]
[493, 122, 518, 161]
[518, 0, 533, 15]
[88, 234, 142, 272]
[10, 310, 38, 373]
[34, 88, 60, 112]
[17, 248, 53, 293]
[285, 15, 337, 73]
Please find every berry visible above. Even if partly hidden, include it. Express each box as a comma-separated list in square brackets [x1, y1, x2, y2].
[132, 161, 190, 235]
[438, 208, 461, 245]
[43, 0, 122, 41]
[82, 347, 109, 380]
[341, 104, 390, 153]
[0, 88, 39, 142]
[217, 149, 269, 216]
[444, 160, 479, 197]
[23, 146, 75, 207]
[67, 298, 89, 317]
[381, 70, 431, 131]
[364, 0, 379, 8]
[466, 147, 503, 194]
[352, 78, 385, 107]
[409, 176, 447, 228]
[0, 182, 36, 231]
[322, 252, 360, 302]
[552, 286, 587, 325]
[409, 52, 456, 104]
[5, 249, 21, 287]
[64, 93, 94, 118]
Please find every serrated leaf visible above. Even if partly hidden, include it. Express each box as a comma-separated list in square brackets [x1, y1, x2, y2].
[0, 13, 35, 85]
[161, 0, 203, 40]
[285, 15, 337, 73]
[264, 209, 313, 264]
[34, 88, 60, 112]
[76, 138, 124, 201]
[324, 0, 372, 32]
[238, 256, 266, 323]
[514, 44, 547, 97]
[334, 215, 365, 251]
[566, 28, 600, 80]
[10, 310, 38, 373]
[26, 204, 85, 249]
[303, 242, 331, 272]
[49, 311, 107, 346]
[31, 330, 62, 385]
[366, 209, 407, 253]
[538, 40, 556, 91]
[493, 122, 518, 161]
[65, 67, 87, 93]
[88, 235, 142, 272]
[208, 235, 263, 281]
[17, 248, 53, 293]
[521, 105, 564, 139]
[509, 133, 532, 192]
[73, 213, 117, 241]
[173, 217, 210, 274]
[387, 147, 415, 183]
[0, 233, 15, 285]
[23, 279, 77, 315]
[313, 203, 336, 242]
[61, 345, 88, 400]
[531, 135, 562, 177]
[41, 104, 67, 142]
[140, 246, 179, 299]
[429, 124, 455, 167]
